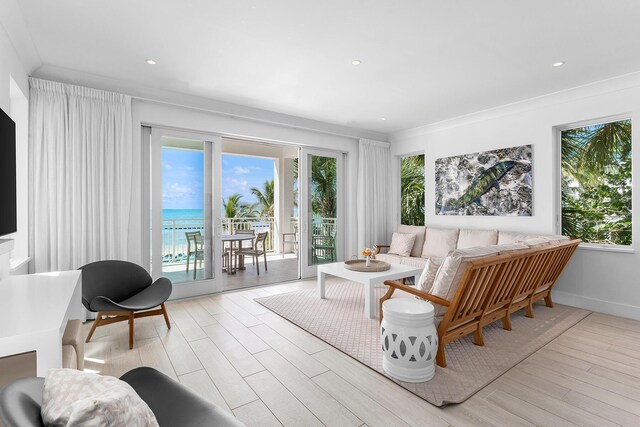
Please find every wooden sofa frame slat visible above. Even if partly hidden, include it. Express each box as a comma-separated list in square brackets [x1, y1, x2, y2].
[380, 239, 580, 368]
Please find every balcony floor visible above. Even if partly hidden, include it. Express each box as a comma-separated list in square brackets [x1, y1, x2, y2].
[162, 253, 299, 291]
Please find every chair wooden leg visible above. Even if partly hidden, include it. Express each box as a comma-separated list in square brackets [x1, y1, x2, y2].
[379, 286, 396, 322]
[85, 312, 102, 343]
[129, 312, 135, 349]
[436, 340, 447, 368]
[264, 252, 268, 271]
[544, 294, 554, 308]
[161, 303, 171, 330]
[502, 314, 512, 331]
[473, 326, 484, 346]
[525, 300, 535, 318]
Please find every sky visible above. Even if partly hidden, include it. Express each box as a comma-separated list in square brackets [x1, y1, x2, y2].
[162, 149, 275, 210]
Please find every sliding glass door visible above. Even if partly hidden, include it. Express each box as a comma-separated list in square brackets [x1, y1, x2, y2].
[299, 148, 345, 278]
[151, 128, 219, 296]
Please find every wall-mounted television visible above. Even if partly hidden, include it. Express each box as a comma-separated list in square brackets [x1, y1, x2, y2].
[0, 107, 16, 237]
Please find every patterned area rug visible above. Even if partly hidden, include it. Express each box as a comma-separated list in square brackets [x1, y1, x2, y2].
[255, 281, 590, 407]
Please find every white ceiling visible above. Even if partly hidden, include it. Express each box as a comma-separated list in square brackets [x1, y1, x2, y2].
[12, 0, 640, 134]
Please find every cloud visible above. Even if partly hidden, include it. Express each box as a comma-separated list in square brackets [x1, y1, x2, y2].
[234, 166, 251, 175]
[179, 165, 194, 171]
[163, 182, 195, 200]
[163, 163, 173, 170]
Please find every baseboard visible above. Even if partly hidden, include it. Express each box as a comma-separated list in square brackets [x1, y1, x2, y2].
[553, 290, 640, 321]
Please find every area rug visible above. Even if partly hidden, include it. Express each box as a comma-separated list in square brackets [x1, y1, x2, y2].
[255, 281, 590, 407]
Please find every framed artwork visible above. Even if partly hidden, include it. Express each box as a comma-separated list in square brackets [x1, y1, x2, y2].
[435, 144, 532, 216]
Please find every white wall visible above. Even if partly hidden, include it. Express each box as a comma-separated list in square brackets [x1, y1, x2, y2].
[391, 72, 640, 320]
[0, 20, 30, 266]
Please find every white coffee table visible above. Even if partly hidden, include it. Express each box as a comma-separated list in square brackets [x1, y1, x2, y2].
[317, 261, 423, 319]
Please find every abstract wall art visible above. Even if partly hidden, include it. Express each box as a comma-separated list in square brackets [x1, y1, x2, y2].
[435, 144, 532, 216]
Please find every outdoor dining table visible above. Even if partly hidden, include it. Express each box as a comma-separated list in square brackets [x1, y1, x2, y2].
[221, 234, 255, 274]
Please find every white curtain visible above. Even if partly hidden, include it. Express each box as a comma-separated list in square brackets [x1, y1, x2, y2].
[357, 139, 391, 251]
[29, 78, 137, 272]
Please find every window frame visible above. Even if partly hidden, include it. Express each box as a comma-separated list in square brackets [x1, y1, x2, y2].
[555, 113, 634, 253]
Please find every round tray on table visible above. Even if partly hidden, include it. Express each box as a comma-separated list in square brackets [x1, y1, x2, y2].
[343, 259, 391, 272]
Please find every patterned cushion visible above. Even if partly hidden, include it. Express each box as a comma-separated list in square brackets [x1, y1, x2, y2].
[456, 229, 498, 249]
[388, 232, 416, 257]
[397, 225, 427, 257]
[421, 228, 459, 258]
[42, 368, 158, 427]
[430, 246, 501, 316]
[417, 257, 444, 292]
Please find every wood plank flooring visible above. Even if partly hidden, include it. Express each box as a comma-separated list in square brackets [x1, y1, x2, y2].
[83, 279, 640, 426]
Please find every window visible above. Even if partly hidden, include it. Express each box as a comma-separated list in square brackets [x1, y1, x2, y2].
[400, 154, 425, 226]
[560, 119, 632, 246]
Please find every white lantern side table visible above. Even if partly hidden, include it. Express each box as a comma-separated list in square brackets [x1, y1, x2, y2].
[381, 298, 437, 383]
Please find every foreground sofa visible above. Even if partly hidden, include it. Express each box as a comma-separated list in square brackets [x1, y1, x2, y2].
[0, 367, 245, 427]
[376, 226, 580, 367]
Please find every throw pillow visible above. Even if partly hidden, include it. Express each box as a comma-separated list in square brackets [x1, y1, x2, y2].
[417, 257, 443, 292]
[42, 368, 159, 427]
[397, 224, 426, 257]
[388, 232, 416, 257]
[430, 246, 501, 316]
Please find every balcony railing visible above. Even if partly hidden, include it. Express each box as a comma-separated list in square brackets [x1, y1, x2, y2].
[161, 217, 336, 263]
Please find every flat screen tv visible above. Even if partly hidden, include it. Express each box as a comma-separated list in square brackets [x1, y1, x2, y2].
[0, 107, 16, 236]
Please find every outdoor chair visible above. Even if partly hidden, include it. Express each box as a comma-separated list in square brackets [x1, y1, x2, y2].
[80, 260, 172, 350]
[312, 230, 336, 263]
[235, 232, 268, 275]
[185, 231, 204, 280]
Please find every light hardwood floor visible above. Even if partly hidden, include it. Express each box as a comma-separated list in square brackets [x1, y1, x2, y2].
[83, 278, 640, 426]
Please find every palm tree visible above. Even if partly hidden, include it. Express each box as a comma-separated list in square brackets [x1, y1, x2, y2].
[311, 156, 337, 219]
[251, 179, 274, 217]
[223, 193, 257, 218]
[561, 120, 632, 244]
[401, 155, 425, 226]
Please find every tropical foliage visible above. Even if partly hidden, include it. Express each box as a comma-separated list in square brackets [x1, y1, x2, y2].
[561, 120, 632, 245]
[401, 154, 425, 226]
[251, 179, 275, 217]
[292, 156, 337, 219]
[222, 193, 258, 219]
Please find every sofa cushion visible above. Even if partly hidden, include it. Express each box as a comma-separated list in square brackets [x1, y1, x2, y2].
[375, 253, 404, 264]
[397, 224, 427, 257]
[430, 246, 501, 316]
[417, 257, 444, 292]
[523, 237, 550, 248]
[456, 229, 498, 249]
[421, 228, 459, 258]
[401, 256, 428, 269]
[497, 231, 539, 245]
[490, 242, 530, 254]
[388, 232, 416, 257]
[42, 368, 158, 427]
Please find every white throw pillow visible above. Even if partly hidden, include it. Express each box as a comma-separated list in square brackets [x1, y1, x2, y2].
[421, 228, 459, 258]
[522, 237, 550, 248]
[497, 231, 538, 245]
[397, 224, 427, 257]
[417, 257, 443, 292]
[388, 232, 416, 257]
[456, 229, 498, 249]
[430, 246, 501, 316]
[42, 368, 159, 427]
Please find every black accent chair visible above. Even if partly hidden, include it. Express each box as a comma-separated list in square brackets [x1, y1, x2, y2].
[81, 260, 172, 349]
[0, 367, 245, 427]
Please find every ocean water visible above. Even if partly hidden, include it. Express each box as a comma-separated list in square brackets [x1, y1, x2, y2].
[162, 209, 204, 220]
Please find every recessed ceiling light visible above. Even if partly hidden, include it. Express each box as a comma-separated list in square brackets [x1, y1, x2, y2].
[146, 59, 157, 65]
[381, 118, 387, 121]
[553, 61, 565, 67]
[351, 59, 362, 65]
